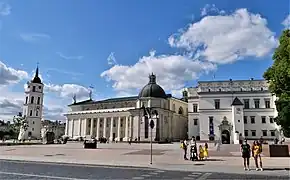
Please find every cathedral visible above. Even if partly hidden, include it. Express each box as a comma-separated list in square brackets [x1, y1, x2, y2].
[64, 74, 188, 142]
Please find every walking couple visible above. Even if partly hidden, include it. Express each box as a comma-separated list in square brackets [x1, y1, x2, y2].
[241, 140, 263, 171]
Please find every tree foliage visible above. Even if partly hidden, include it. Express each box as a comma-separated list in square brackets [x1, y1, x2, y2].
[12, 115, 29, 132]
[264, 29, 290, 137]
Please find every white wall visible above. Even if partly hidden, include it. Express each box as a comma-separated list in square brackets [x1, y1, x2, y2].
[188, 83, 278, 142]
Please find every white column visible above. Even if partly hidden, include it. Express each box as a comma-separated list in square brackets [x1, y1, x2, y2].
[129, 116, 133, 139]
[65, 118, 69, 136]
[116, 117, 121, 141]
[96, 118, 100, 140]
[71, 119, 74, 138]
[78, 118, 82, 136]
[123, 116, 129, 141]
[109, 117, 114, 141]
[90, 118, 94, 137]
[103, 118, 107, 138]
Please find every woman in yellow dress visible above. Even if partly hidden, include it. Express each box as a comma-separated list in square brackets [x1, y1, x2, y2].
[199, 145, 204, 160]
[252, 141, 263, 171]
[203, 143, 209, 159]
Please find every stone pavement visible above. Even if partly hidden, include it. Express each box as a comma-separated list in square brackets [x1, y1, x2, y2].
[0, 142, 289, 176]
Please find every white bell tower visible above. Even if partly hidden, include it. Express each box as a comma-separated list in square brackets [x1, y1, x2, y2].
[22, 65, 44, 139]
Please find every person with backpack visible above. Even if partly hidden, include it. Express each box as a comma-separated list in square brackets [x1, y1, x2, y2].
[241, 140, 251, 170]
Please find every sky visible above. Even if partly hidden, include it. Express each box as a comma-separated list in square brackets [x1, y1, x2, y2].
[0, 0, 289, 121]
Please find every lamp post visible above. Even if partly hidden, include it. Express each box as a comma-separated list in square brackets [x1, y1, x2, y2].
[142, 105, 158, 165]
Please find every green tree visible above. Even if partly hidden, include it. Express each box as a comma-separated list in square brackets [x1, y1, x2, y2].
[264, 29, 290, 137]
[12, 115, 29, 133]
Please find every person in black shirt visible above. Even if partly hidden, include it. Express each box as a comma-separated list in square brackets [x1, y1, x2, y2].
[241, 140, 251, 170]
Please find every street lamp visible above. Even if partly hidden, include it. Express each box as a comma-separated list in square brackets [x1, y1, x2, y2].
[142, 105, 158, 165]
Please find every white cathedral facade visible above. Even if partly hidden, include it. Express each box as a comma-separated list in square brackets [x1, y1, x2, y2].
[64, 74, 188, 142]
[187, 79, 281, 144]
[20, 66, 44, 140]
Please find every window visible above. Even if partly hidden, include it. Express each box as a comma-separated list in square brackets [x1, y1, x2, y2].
[244, 99, 249, 109]
[32, 121, 35, 124]
[251, 130, 256, 136]
[193, 104, 198, 112]
[208, 89, 211, 92]
[193, 119, 198, 126]
[32, 86, 36, 92]
[250, 116, 255, 124]
[261, 116, 266, 124]
[30, 96, 34, 104]
[173, 104, 176, 111]
[244, 116, 247, 124]
[244, 130, 248, 136]
[25, 97, 28, 104]
[265, 99, 270, 108]
[254, 99, 260, 108]
[37, 97, 40, 104]
[269, 117, 274, 123]
[32, 128, 34, 131]
[270, 130, 276, 137]
[30, 110, 33, 116]
[36, 111, 38, 116]
[214, 99, 220, 109]
[39, 86, 41, 89]
[100, 123, 102, 127]
[113, 121, 116, 127]
[262, 130, 267, 136]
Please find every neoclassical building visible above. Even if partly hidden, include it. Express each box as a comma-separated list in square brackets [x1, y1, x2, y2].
[64, 74, 188, 142]
[187, 79, 280, 144]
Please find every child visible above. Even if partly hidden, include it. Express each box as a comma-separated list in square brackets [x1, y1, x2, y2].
[203, 143, 209, 159]
[199, 145, 204, 160]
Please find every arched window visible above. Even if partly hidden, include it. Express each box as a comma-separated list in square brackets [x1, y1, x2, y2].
[36, 110, 38, 116]
[30, 96, 34, 104]
[178, 107, 184, 115]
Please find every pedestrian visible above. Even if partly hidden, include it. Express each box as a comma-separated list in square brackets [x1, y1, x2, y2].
[199, 145, 204, 160]
[204, 142, 209, 159]
[241, 140, 251, 171]
[181, 139, 188, 160]
[252, 141, 263, 171]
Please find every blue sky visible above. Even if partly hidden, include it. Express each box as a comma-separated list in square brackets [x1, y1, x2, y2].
[0, 0, 289, 120]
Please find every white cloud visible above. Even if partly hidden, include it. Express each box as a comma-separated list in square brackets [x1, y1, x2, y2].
[56, 52, 83, 60]
[169, 8, 278, 64]
[45, 83, 90, 100]
[0, 60, 28, 86]
[20, 33, 51, 42]
[107, 52, 117, 66]
[282, 14, 290, 29]
[101, 50, 216, 94]
[200, 4, 225, 17]
[0, 2, 11, 16]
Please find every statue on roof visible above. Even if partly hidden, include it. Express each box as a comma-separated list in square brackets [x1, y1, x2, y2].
[72, 94, 77, 104]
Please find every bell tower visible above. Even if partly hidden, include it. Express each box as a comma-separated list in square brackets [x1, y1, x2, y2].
[22, 65, 44, 139]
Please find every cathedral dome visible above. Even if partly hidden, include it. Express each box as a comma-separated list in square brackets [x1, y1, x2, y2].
[138, 73, 167, 99]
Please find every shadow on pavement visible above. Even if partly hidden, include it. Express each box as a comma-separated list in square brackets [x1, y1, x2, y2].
[263, 168, 290, 171]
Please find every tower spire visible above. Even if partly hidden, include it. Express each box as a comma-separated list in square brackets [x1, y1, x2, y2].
[31, 62, 42, 84]
[35, 62, 39, 78]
